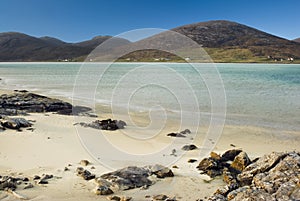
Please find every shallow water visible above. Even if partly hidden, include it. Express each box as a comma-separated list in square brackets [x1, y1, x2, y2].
[0, 62, 299, 132]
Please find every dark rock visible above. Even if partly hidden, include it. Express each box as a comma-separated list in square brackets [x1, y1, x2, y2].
[167, 129, 191, 137]
[147, 164, 174, 178]
[188, 159, 198, 163]
[0, 92, 93, 116]
[180, 129, 191, 134]
[221, 149, 242, 162]
[94, 185, 114, 195]
[152, 194, 169, 200]
[100, 165, 173, 191]
[197, 157, 221, 177]
[24, 183, 34, 189]
[33, 175, 40, 180]
[76, 167, 95, 180]
[101, 166, 152, 190]
[182, 144, 198, 151]
[78, 119, 126, 131]
[167, 132, 186, 137]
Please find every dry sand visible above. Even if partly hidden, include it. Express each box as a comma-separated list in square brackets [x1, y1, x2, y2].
[0, 90, 299, 200]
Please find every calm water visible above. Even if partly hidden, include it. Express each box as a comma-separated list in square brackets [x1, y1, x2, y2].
[0, 62, 299, 131]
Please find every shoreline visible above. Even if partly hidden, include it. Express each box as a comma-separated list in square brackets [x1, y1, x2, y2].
[1, 90, 299, 200]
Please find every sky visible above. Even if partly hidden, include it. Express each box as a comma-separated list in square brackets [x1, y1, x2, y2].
[0, 0, 299, 42]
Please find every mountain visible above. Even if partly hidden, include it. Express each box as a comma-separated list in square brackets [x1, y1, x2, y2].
[1, 21, 300, 62]
[293, 38, 300, 43]
[40, 36, 67, 46]
[0, 32, 130, 61]
[116, 20, 300, 62]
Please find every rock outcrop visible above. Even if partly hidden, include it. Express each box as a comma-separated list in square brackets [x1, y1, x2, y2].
[207, 151, 300, 201]
[0, 91, 93, 116]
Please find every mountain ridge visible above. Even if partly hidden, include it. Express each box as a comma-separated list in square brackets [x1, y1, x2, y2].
[0, 20, 299, 62]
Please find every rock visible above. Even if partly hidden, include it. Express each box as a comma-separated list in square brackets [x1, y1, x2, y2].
[167, 132, 186, 137]
[167, 129, 191, 137]
[152, 194, 168, 200]
[76, 167, 95, 180]
[107, 196, 132, 201]
[0, 117, 32, 130]
[182, 144, 198, 151]
[221, 149, 242, 162]
[210, 152, 221, 161]
[222, 168, 238, 187]
[197, 157, 221, 177]
[0, 92, 93, 116]
[0, 180, 17, 191]
[172, 165, 179, 169]
[101, 166, 152, 190]
[188, 159, 198, 163]
[80, 159, 90, 166]
[230, 151, 251, 173]
[147, 164, 174, 178]
[94, 185, 114, 195]
[100, 165, 172, 191]
[33, 175, 40, 180]
[208, 151, 300, 201]
[180, 129, 191, 134]
[238, 152, 287, 186]
[78, 119, 126, 130]
[24, 183, 34, 189]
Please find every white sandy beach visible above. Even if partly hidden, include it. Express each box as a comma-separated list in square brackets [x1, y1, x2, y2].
[0, 88, 299, 200]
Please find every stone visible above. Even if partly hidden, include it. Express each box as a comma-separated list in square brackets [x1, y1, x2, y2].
[230, 151, 251, 173]
[80, 159, 90, 166]
[167, 132, 186, 137]
[180, 129, 191, 134]
[152, 194, 168, 200]
[94, 185, 114, 195]
[78, 119, 126, 131]
[76, 167, 95, 180]
[210, 152, 221, 161]
[24, 183, 34, 189]
[238, 152, 287, 186]
[0, 180, 17, 191]
[182, 144, 198, 151]
[208, 151, 300, 201]
[107, 196, 132, 201]
[33, 175, 40, 180]
[221, 149, 242, 162]
[101, 166, 152, 190]
[100, 165, 172, 191]
[0, 92, 93, 116]
[188, 159, 197, 163]
[147, 164, 174, 178]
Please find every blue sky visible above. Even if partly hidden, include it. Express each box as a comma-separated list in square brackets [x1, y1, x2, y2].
[0, 0, 299, 42]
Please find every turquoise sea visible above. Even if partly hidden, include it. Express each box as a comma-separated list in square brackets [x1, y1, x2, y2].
[0, 62, 299, 132]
